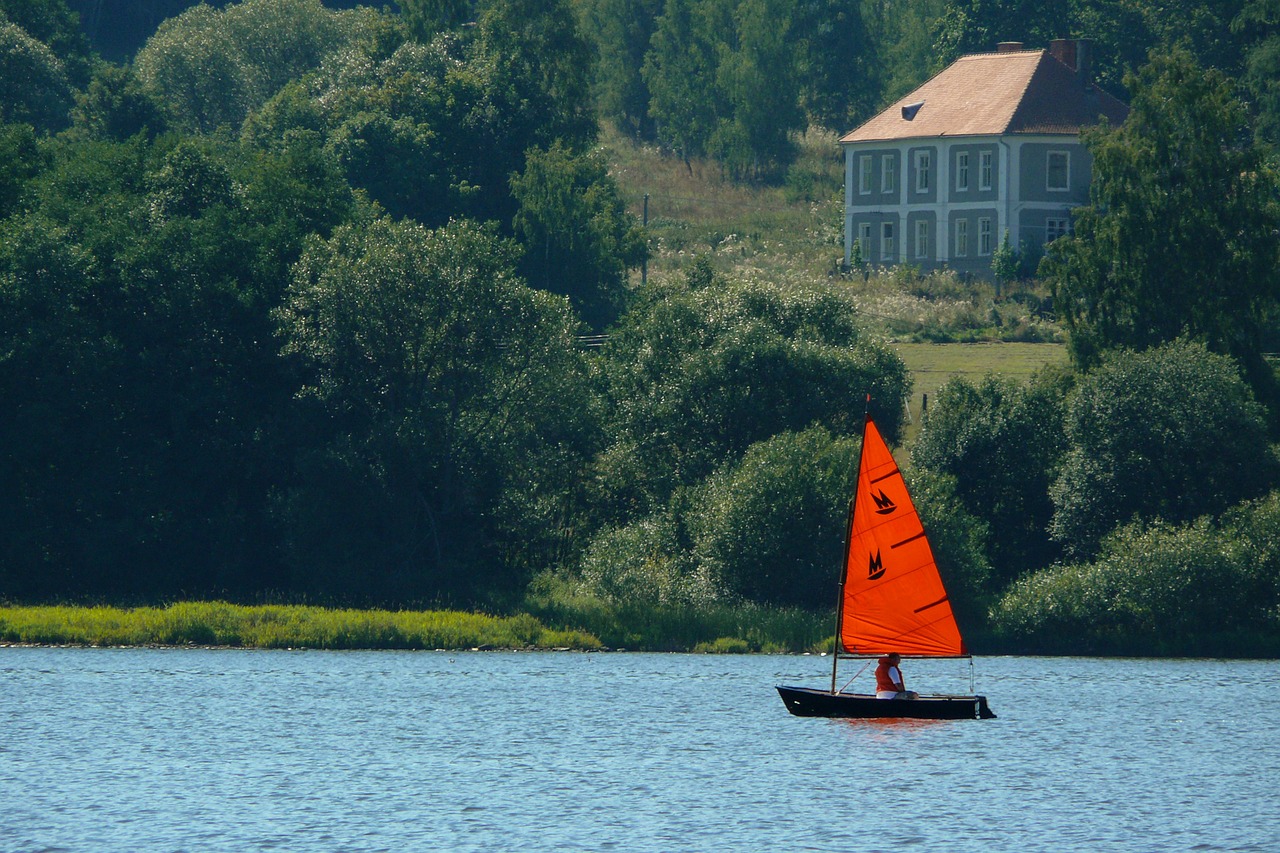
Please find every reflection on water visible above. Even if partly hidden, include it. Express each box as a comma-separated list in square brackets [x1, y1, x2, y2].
[1, 649, 1277, 852]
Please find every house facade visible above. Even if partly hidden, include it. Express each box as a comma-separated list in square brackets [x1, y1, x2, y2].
[842, 39, 1128, 277]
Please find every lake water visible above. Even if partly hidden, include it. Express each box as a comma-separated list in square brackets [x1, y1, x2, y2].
[1, 649, 1277, 852]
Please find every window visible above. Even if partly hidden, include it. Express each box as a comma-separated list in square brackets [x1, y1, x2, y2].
[979, 151, 993, 191]
[882, 155, 896, 193]
[881, 222, 895, 260]
[859, 155, 872, 195]
[914, 150, 931, 193]
[954, 218, 969, 257]
[1047, 151, 1069, 191]
[956, 152, 969, 192]
[858, 222, 871, 256]
[978, 217, 992, 255]
[915, 219, 929, 258]
[1046, 217, 1070, 242]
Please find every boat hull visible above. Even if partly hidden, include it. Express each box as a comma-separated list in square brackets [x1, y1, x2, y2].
[776, 685, 996, 720]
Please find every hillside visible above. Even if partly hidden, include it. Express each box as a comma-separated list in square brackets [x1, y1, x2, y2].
[601, 125, 1068, 437]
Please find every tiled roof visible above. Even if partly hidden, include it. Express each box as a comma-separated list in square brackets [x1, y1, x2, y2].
[840, 49, 1128, 144]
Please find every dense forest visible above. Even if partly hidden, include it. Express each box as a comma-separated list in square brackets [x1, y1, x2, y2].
[4, 0, 1280, 654]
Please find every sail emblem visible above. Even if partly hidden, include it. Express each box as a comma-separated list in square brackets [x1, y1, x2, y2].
[871, 488, 896, 515]
[867, 550, 885, 580]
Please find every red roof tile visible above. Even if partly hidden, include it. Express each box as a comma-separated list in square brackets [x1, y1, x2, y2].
[840, 49, 1127, 144]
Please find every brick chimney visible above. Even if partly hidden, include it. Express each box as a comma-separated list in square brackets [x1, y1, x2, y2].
[1049, 38, 1093, 87]
[996, 41, 1025, 53]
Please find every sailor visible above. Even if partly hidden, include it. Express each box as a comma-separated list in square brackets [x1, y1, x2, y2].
[875, 653, 919, 700]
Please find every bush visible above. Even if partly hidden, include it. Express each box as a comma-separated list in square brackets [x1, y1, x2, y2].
[992, 496, 1280, 655]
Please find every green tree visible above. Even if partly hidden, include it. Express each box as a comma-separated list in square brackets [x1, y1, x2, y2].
[793, 0, 879, 131]
[687, 427, 858, 608]
[1042, 47, 1280, 414]
[912, 373, 1068, 589]
[643, 0, 721, 163]
[1049, 340, 1280, 559]
[69, 63, 169, 142]
[595, 263, 910, 518]
[511, 142, 647, 329]
[0, 21, 72, 132]
[276, 217, 596, 604]
[577, 0, 663, 138]
[134, 0, 384, 133]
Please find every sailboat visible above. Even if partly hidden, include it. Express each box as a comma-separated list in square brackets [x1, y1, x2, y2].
[777, 408, 996, 720]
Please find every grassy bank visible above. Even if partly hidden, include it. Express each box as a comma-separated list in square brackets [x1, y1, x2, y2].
[0, 601, 831, 653]
[0, 603, 602, 651]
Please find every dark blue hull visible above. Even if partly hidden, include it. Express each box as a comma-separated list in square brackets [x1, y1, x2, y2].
[777, 685, 996, 719]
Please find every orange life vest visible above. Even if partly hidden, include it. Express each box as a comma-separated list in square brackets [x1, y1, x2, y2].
[875, 657, 903, 693]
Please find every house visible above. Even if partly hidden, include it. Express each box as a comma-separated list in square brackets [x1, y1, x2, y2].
[841, 39, 1128, 277]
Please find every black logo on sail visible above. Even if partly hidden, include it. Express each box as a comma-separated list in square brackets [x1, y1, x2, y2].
[867, 550, 886, 580]
[872, 488, 896, 515]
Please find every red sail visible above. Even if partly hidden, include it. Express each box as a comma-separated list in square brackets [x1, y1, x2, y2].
[839, 416, 967, 657]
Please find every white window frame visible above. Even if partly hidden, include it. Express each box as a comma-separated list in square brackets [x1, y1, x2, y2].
[882, 155, 896, 193]
[859, 155, 873, 195]
[858, 222, 871, 256]
[881, 222, 895, 260]
[914, 219, 929, 258]
[956, 151, 969, 192]
[954, 218, 969, 257]
[978, 217, 992, 255]
[979, 151, 993, 191]
[1047, 151, 1070, 192]
[1046, 217, 1070, 242]
[914, 150, 931, 193]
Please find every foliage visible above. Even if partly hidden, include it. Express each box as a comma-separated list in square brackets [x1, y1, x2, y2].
[992, 492, 1280, 655]
[511, 142, 647, 329]
[1049, 339, 1280, 559]
[275, 216, 597, 605]
[526, 574, 830, 651]
[595, 262, 910, 516]
[134, 0, 385, 133]
[0, 20, 73, 131]
[1042, 46, 1280, 414]
[686, 427, 859, 608]
[912, 372, 1068, 587]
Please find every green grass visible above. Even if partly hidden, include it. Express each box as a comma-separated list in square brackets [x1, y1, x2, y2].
[0, 602, 604, 650]
[0, 600, 832, 653]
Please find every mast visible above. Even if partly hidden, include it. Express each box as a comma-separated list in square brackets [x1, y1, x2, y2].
[830, 399, 872, 695]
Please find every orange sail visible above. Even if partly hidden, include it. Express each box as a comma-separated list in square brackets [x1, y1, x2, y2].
[839, 415, 967, 657]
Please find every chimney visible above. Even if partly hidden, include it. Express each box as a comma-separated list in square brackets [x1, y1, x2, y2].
[1048, 39, 1076, 69]
[1049, 38, 1094, 88]
[996, 41, 1024, 53]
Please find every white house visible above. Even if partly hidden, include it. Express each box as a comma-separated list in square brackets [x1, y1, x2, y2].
[841, 39, 1128, 276]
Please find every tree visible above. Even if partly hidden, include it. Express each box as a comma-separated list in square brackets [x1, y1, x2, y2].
[0, 21, 72, 132]
[686, 427, 858, 608]
[577, 0, 663, 138]
[595, 264, 910, 518]
[911, 373, 1068, 588]
[1049, 340, 1280, 559]
[510, 142, 647, 329]
[276, 217, 596, 604]
[642, 0, 721, 163]
[134, 0, 384, 133]
[1042, 47, 1280, 416]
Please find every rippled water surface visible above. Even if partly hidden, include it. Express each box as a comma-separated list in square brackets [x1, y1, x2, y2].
[2, 649, 1277, 852]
